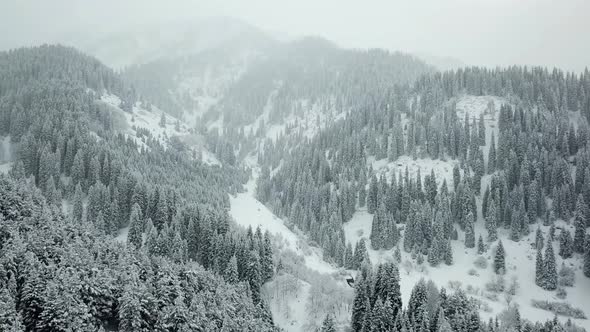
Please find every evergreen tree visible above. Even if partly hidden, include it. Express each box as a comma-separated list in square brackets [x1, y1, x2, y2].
[559, 229, 573, 259]
[535, 226, 544, 250]
[464, 212, 475, 248]
[477, 235, 485, 254]
[573, 196, 587, 253]
[353, 239, 371, 270]
[535, 247, 544, 287]
[368, 174, 379, 214]
[224, 256, 239, 283]
[127, 203, 143, 248]
[584, 234, 590, 278]
[72, 182, 84, 223]
[320, 314, 336, 332]
[494, 240, 505, 274]
[543, 241, 558, 290]
[444, 240, 453, 265]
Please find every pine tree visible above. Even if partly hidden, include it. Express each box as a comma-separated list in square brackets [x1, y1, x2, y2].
[368, 175, 379, 214]
[494, 240, 505, 274]
[535, 247, 544, 287]
[261, 231, 274, 282]
[224, 255, 239, 283]
[344, 243, 354, 269]
[584, 234, 590, 278]
[127, 203, 143, 248]
[320, 313, 336, 332]
[353, 239, 371, 270]
[543, 241, 558, 290]
[535, 226, 544, 250]
[486, 199, 498, 242]
[477, 235, 485, 254]
[573, 196, 587, 253]
[72, 182, 84, 223]
[444, 240, 453, 265]
[559, 230, 573, 259]
[464, 212, 475, 248]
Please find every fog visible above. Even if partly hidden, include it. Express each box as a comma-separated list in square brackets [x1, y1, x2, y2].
[1, 0, 588, 71]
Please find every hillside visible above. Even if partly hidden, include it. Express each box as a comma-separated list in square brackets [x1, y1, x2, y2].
[0, 45, 276, 331]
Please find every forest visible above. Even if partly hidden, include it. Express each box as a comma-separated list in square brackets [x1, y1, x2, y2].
[0, 36, 589, 332]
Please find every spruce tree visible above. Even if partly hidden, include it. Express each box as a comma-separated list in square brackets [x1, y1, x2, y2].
[464, 212, 475, 248]
[72, 182, 84, 223]
[494, 241, 505, 274]
[444, 240, 453, 265]
[477, 235, 485, 254]
[535, 226, 544, 250]
[584, 234, 590, 278]
[224, 256, 239, 283]
[559, 230, 573, 259]
[573, 196, 587, 253]
[367, 175, 379, 214]
[127, 203, 143, 248]
[320, 314, 336, 332]
[535, 247, 544, 287]
[543, 241, 558, 290]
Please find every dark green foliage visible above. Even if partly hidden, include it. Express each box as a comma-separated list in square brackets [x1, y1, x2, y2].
[494, 241, 505, 274]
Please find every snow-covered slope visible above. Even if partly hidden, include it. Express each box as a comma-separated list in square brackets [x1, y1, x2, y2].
[345, 95, 590, 330]
[99, 93, 221, 165]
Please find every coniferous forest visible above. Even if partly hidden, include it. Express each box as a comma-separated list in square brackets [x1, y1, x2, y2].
[0, 8, 589, 332]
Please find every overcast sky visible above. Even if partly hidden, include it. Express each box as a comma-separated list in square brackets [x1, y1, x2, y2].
[1, 0, 588, 71]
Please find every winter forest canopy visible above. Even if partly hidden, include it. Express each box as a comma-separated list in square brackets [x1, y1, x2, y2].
[0, 8, 589, 332]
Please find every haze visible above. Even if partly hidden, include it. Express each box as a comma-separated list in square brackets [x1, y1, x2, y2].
[1, 0, 588, 72]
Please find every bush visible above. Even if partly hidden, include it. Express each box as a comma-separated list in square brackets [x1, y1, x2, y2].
[506, 276, 519, 296]
[468, 268, 479, 276]
[531, 300, 586, 319]
[556, 287, 567, 299]
[484, 292, 499, 302]
[448, 280, 462, 291]
[485, 274, 505, 293]
[474, 256, 488, 269]
[558, 263, 575, 287]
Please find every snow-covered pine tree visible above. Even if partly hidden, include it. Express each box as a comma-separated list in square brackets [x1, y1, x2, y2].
[464, 212, 475, 248]
[573, 195, 587, 253]
[127, 203, 143, 248]
[559, 229, 573, 259]
[494, 240, 505, 274]
[584, 234, 590, 278]
[486, 199, 498, 242]
[535, 247, 544, 287]
[477, 235, 485, 254]
[543, 240, 558, 290]
[535, 226, 544, 250]
[367, 174, 379, 214]
[320, 314, 336, 332]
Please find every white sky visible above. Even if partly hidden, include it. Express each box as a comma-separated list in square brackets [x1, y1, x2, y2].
[0, 0, 588, 71]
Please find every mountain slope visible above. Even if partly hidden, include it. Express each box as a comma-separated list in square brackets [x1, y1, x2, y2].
[0, 45, 276, 331]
